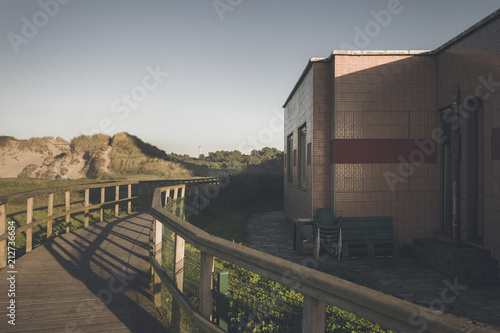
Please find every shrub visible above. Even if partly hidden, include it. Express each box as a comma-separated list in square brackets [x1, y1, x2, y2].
[70, 134, 110, 157]
[18, 164, 38, 178]
[18, 137, 51, 154]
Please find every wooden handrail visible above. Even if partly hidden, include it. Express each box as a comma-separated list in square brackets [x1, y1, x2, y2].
[0, 181, 134, 204]
[0, 196, 142, 242]
[149, 186, 498, 333]
[0, 178, 218, 267]
[0, 178, 217, 204]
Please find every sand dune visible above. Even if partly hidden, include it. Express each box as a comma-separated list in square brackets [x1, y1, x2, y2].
[0, 137, 95, 179]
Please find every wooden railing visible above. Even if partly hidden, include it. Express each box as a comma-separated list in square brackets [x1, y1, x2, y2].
[0, 178, 217, 269]
[1, 178, 498, 333]
[149, 184, 499, 333]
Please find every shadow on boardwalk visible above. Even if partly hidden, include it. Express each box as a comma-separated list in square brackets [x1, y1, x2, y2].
[247, 211, 500, 329]
[0, 212, 164, 333]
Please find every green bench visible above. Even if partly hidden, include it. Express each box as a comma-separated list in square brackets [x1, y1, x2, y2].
[341, 216, 400, 259]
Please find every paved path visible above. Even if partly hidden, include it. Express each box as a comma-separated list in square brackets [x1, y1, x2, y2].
[247, 211, 500, 329]
[0, 212, 164, 333]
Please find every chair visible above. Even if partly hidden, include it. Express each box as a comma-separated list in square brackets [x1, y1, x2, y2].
[313, 208, 342, 260]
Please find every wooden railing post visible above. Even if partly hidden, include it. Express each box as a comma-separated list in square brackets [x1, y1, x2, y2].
[26, 197, 33, 253]
[152, 218, 163, 307]
[302, 295, 326, 333]
[164, 189, 169, 207]
[127, 183, 132, 214]
[65, 191, 71, 233]
[179, 186, 186, 220]
[172, 187, 179, 216]
[47, 193, 54, 239]
[172, 233, 185, 333]
[199, 251, 214, 320]
[0, 204, 6, 268]
[100, 187, 105, 222]
[115, 185, 120, 217]
[84, 188, 90, 227]
[138, 183, 143, 211]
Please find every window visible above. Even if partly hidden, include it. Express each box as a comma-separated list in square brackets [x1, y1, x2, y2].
[298, 124, 307, 187]
[287, 134, 293, 184]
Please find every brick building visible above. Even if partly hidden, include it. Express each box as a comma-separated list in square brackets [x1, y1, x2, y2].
[283, 10, 500, 262]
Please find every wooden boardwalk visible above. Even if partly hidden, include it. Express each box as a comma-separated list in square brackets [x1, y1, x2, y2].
[0, 212, 164, 333]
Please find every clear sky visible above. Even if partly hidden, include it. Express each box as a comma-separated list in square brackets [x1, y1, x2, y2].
[1, 0, 498, 156]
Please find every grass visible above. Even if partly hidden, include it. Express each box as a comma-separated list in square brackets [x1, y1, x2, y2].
[17, 137, 53, 154]
[70, 134, 109, 156]
[0, 178, 108, 196]
[108, 133, 194, 179]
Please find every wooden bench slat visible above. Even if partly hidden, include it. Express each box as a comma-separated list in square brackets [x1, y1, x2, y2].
[340, 216, 399, 259]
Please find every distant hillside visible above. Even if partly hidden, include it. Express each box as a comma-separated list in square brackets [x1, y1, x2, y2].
[108, 132, 192, 179]
[0, 133, 193, 180]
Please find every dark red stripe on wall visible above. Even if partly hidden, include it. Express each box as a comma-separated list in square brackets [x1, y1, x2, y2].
[492, 128, 500, 160]
[333, 139, 437, 164]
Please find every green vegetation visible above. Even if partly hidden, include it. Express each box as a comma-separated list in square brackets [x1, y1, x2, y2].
[1, 135, 68, 153]
[17, 164, 38, 179]
[17, 136, 54, 154]
[189, 208, 249, 244]
[70, 134, 109, 156]
[217, 261, 390, 333]
[187, 168, 284, 246]
[108, 133, 193, 179]
[70, 134, 113, 179]
[0, 178, 105, 196]
[0, 136, 16, 148]
[169, 147, 283, 172]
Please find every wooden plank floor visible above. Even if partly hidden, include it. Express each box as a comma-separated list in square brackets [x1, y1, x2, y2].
[0, 212, 165, 332]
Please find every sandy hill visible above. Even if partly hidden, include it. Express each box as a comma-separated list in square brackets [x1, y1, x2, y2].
[0, 133, 193, 180]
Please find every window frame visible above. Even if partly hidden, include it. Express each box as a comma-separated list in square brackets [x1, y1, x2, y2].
[287, 133, 293, 185]
[298, 124, 307, 188]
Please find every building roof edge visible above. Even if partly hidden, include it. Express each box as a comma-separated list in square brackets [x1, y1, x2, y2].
[282, 9, 500, 108]
[282, 51, 430, 108]
[432, 8, 500, 54]
[331, 50, 431, 55]
[283, 58, 320, 108]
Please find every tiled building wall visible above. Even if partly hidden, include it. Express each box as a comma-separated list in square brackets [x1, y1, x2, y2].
[284, 67, 314, 221]
[333, 54, 439, 245]
[436, 14, 500, 257]
[312, 62, 332, 213]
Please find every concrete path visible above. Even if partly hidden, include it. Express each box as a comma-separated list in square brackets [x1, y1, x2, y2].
[246, 211, 500, 328]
